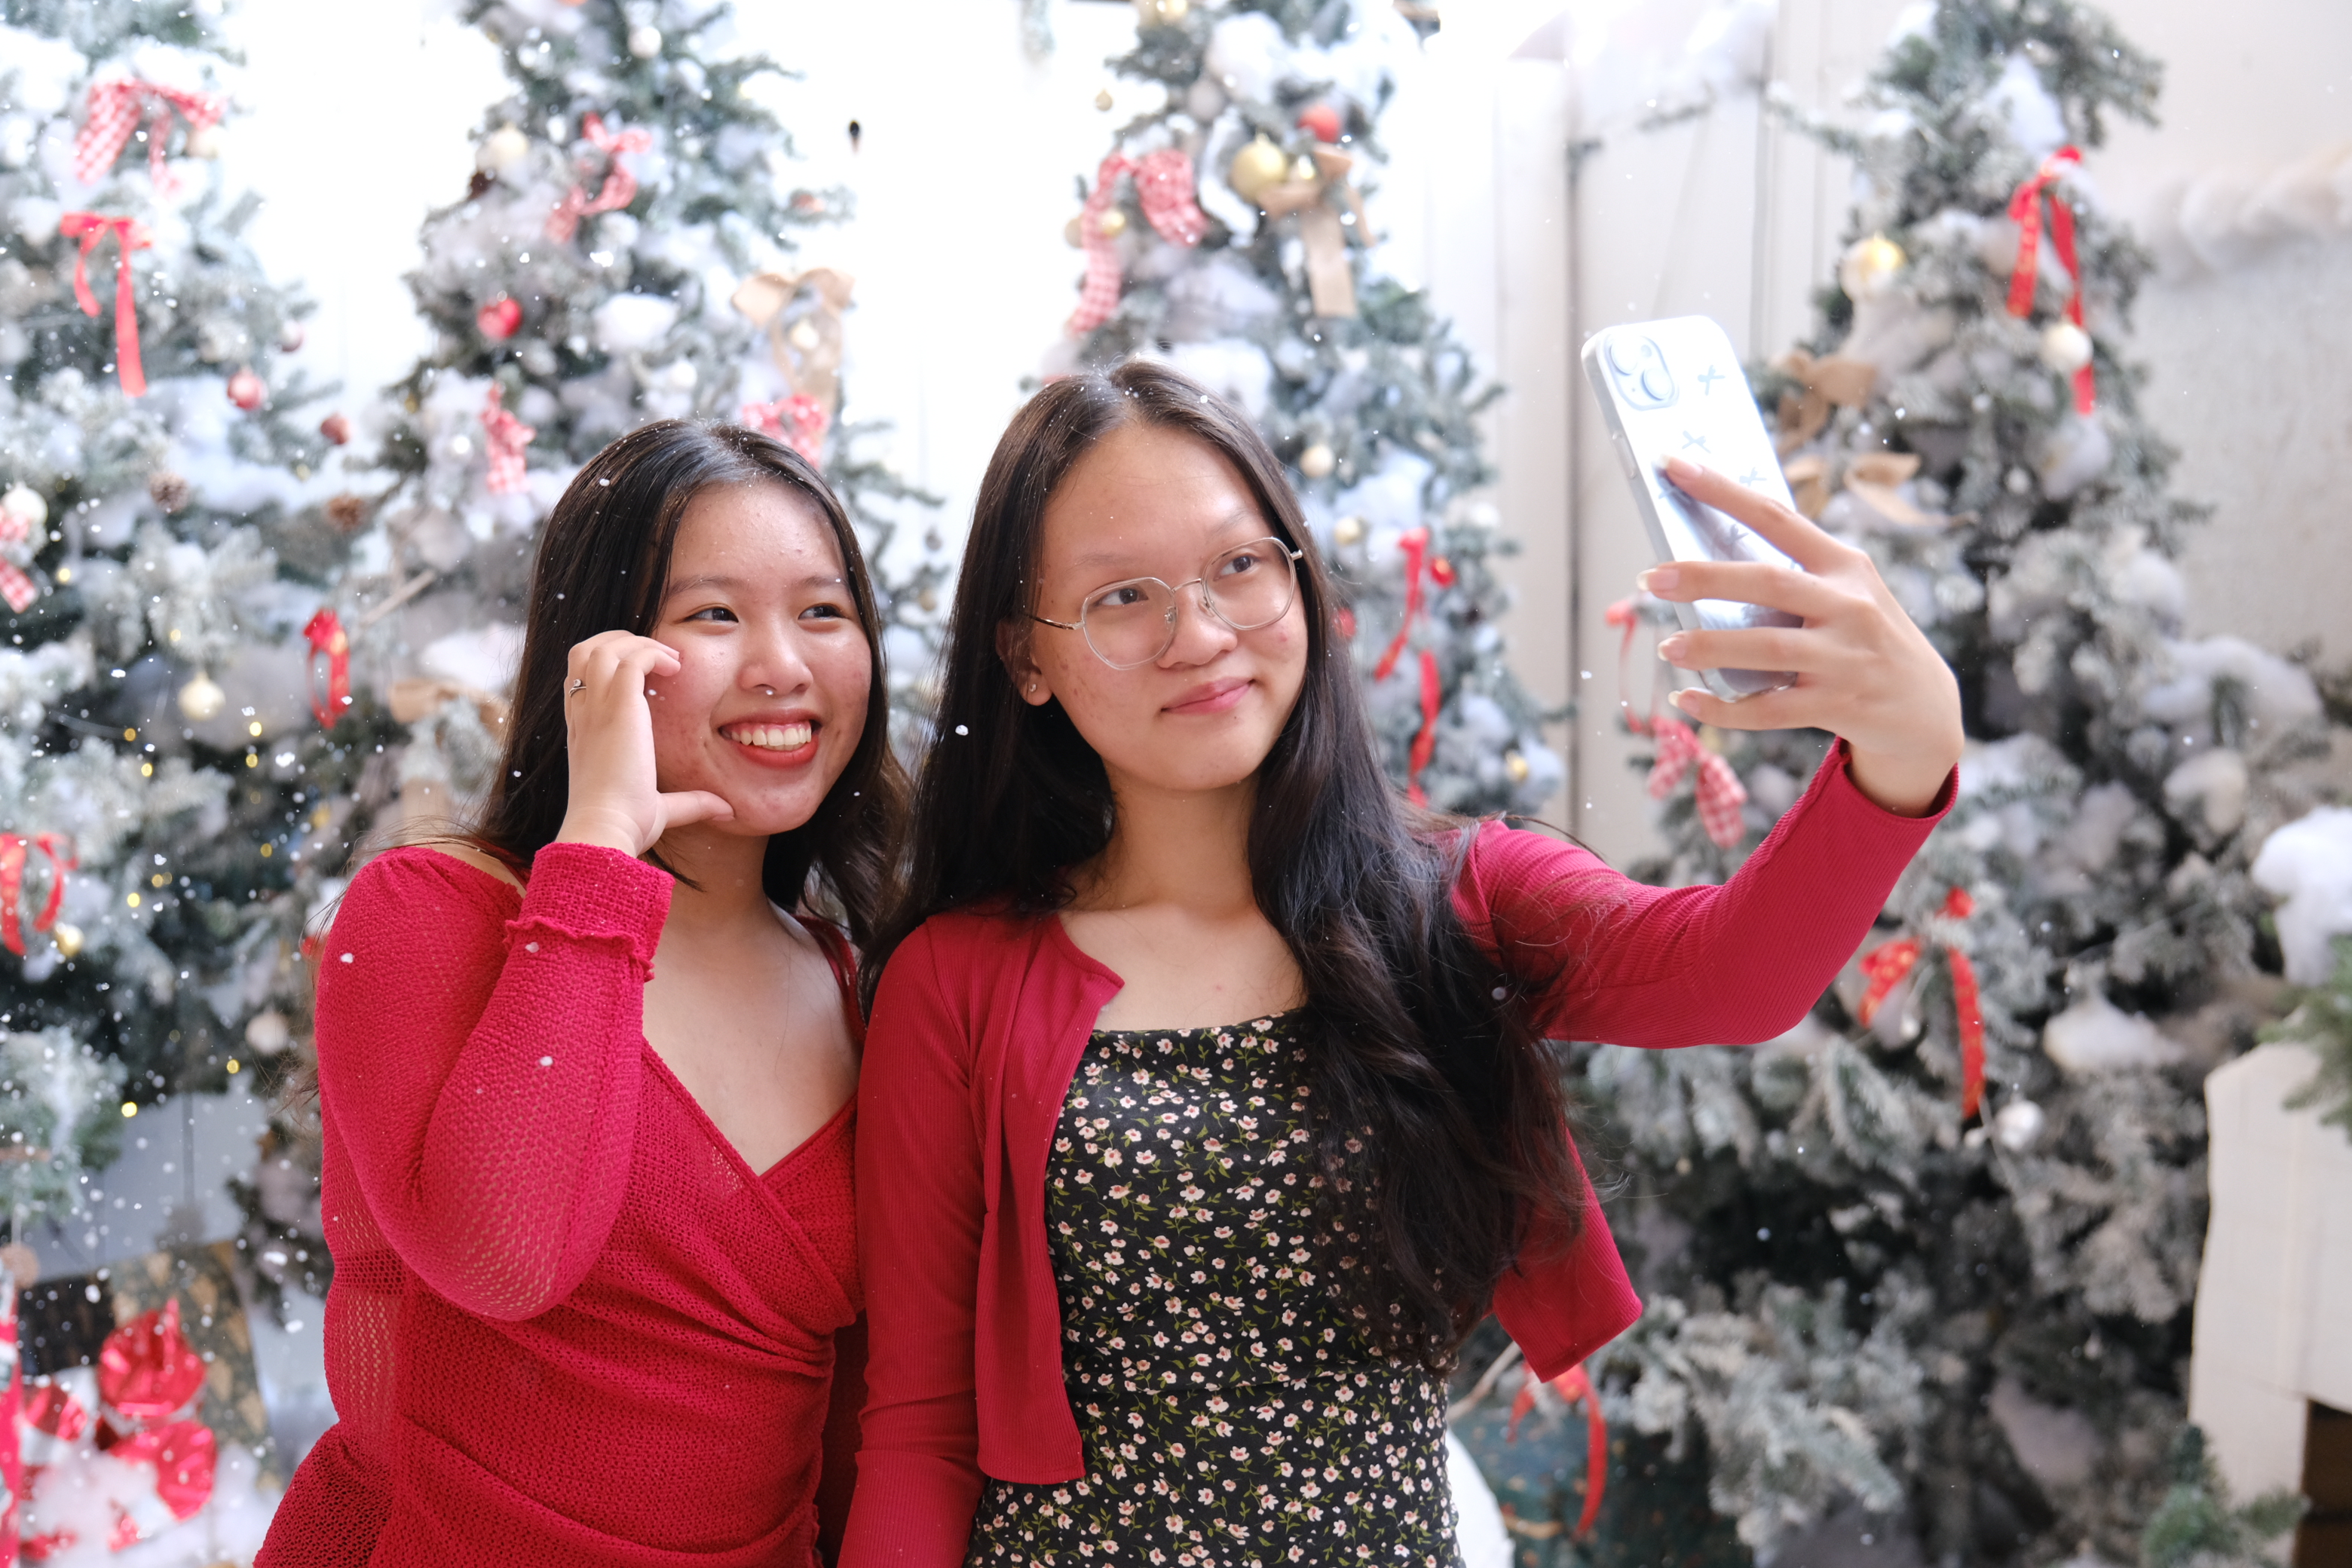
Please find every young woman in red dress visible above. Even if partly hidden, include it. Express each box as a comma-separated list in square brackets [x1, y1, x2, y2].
[843, 362, 1966, 1565]
[259, 423, 900, 1567]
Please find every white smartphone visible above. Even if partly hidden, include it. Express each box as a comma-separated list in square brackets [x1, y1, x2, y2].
[1581, 314, 1800, 702]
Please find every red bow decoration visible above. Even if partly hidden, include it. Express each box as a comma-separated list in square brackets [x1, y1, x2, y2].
[742, 394, 830, 464]
[97, 1300, 207, 1426]
[303, 608, 351, 728]
[482, 384, 536, 495]
[58, 213, 152, 397]
[103, 1422, 216, 1548]
[1857, 887, 1986, 1119]
[2006, 146, 2096, 415]
[20, 1380, 89, 1471]
[1067, 149, 1208, 335]
[0, 496, 42, 614]
[0, 832, 75, 958]
[1373, 528, 1444, 807]
[1507, 1361, 1607, 1537]
[547, 113, 651, 243]
[72, 77, 222, 196]
[1644, 717, 1748, 850]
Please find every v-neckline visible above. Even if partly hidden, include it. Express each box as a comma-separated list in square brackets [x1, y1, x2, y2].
[641, 1046, 854, 1184]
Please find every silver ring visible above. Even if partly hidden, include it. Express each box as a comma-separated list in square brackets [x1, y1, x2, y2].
[568, 678, 586, 694]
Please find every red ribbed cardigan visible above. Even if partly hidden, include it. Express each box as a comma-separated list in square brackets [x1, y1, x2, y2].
[842, 743, 1952, 1565]
[262, 844, 866, 1568]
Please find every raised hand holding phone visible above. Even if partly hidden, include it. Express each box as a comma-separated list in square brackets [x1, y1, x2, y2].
[1643, 453, 1963, 817]
[555, 629, 734, 855]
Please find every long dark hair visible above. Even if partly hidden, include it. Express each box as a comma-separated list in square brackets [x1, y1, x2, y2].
[868, 361, 1584, 1364]
[477, 420, 908, 948]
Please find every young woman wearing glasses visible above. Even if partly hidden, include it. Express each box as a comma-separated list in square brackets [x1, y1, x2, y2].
[842, 361, 1962, 1564]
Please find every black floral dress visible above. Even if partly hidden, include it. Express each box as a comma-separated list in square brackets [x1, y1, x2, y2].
[963, 1017, 1462, 1566]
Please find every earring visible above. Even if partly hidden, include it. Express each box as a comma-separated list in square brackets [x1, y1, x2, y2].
[1027, 681, 1037, 694]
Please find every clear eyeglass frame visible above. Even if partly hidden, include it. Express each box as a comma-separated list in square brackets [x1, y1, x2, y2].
[1030, 536, 1307, 670]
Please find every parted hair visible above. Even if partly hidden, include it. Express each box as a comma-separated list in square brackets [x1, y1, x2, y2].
[474, 420, 908, 947]
[865, 361, 1584, 1364]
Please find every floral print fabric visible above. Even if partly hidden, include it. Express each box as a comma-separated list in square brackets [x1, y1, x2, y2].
[963, 1018, 1460, 1566]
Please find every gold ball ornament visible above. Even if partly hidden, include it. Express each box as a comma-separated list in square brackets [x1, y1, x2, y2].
[2038, 320, 2093, 375]
[1288, 154, 1318, 183]
[1837, 232, 1906, 300]
[1094, 87, 1115, 112]
[1135, 0, 1190, 23]
[51, 923, 82, 959]
[1227, 136, 1290, 203]
[1332, 514, 1364, 546]
[787, 318, 822, 351]
[1504, 751, 1531, 784]
[0, 1242, 36, 1289]
[1297, 443, 1336, 479]
[1064, 215, 1086, 248]
[1095, 207, 1128, 239]
[183, 122, 224, 160]
[177, 671, 227, 722]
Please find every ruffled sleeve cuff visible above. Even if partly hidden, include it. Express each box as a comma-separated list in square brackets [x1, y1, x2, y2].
[510, 842, 672, 973]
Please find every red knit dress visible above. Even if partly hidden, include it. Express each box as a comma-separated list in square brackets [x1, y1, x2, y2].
[257, 843, 865, 1568]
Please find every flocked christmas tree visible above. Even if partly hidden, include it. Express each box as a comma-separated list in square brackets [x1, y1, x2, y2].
[0, 0, 389, 1275]
[1052, 0, 1561, 816]
[229, 0, 946, 1309]
[1471, 3, 2347, 1564]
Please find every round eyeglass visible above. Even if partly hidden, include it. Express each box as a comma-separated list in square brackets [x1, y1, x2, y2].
[1031, 537, 1307, 670]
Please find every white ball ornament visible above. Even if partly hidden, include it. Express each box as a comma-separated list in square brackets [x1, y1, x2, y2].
[787, 319, 822, 351]
[1, 483, 47, 531]
[1992, 1097, 2046, 1153]
[1838, 232, 1906, 300]
[183, 123, 224, 160]
[177, 671, 227, 722]
[245, 1009, 293, 1055]
[476, 124, 530, 175]
[627, 25, 663, 59]
[663, 360, 699, 390]
[2038, 320, 2093, 375]
[1297, 443, 1335, 479]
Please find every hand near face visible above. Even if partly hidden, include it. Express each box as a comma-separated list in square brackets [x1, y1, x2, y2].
[556, 631, 737, 856]
[1642, 455, 1964, 816]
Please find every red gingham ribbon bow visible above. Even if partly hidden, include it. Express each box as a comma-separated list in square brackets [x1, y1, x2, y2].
[0, 498, 41, 614]
[1857, 887, 1985, 1119]
[0, 831, 75, 957]
[1645, 716, 1747, 849]
[73, 77, 222, 196]
[1067, 149, 1208, 335]
[303, 608, 350, 729]
[481, 384, 535, 495]
[2006, 146, 2096, 415]
[742, 395, 830, 464]
[1507, 1361, 1608, 1537]
[547, 114, 651, 243]
[59, 213, 152, 397]
[1372, 528, 1444, 807]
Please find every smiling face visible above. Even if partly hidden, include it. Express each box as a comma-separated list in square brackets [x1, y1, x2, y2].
[1012, 421, 1309, 802]
[643, 479, 873, 839]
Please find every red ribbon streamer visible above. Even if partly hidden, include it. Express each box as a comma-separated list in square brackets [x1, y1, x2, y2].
[1857, 887, 1984, 1118]
[1371, 528, 1444, 806]
[1507, 1361, 1608, 1536]
[1067, 149, 1208, 335]
[0, 498, 41, 613]
[742, 394, 831, 464]
[482, 384, 537, 495]
[72, 78, 222, 197]
[1645, 717, 1748, 849]
[0, 833, 75, 957]
[58, 213, 151, 397]
[547, 113, 651, 243]
[303, 608, 350, 728]
[2005, 145, 2096, 415]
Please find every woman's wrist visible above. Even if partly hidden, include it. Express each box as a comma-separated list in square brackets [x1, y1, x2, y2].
[1842, 744, 1955, 818]
[554, 809, 645, 856]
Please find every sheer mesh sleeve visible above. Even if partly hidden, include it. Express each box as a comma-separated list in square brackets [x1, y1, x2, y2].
[314, 842, 671, 1321]
[1457, 740, 1954, 1048]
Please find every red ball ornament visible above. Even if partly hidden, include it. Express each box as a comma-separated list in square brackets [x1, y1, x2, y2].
[477, 296, 522, 341]
[319, 412, 351, 446]
[1296, 103, 1343, 144]
[226, 366, 266, 410]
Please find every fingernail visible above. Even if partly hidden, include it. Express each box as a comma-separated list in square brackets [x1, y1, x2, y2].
[1662, 454, 1699, 481]
[1668, 688, 1695, 712]
[1637, 565, 1679, 593]
[1656, 634, 1688, 663]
